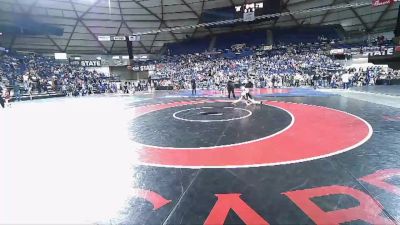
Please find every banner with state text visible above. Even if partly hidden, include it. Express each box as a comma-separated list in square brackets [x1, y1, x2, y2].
[372, 0, 394, 7]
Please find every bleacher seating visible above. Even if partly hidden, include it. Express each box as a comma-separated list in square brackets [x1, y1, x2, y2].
[214, 30, 267, 50]
[273, 25, 342, 44]
[166, 37, 212, 55]
[165, 25, 343, 53]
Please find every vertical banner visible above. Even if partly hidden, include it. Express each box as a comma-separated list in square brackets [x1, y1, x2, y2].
[126, 38, 133, 60]
[243, 11, 255, 22]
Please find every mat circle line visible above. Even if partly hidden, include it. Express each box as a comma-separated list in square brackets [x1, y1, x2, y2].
[172, 107, 253, 122]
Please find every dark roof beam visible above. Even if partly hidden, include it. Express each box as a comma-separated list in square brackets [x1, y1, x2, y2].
[80, 20, 111, 54]
[15, 0, 63, 53]
[130, 0, 180, 41]
[8, 35, 17, 49]
[181, 0, 213, 35]
[27, 0, 40, 14]
[150, 0, 164, 53]
[369, 3, 393, 31]
[65, 0, 81, 52]
[123, 22, 151, 53]
[79, 0, 104, 19]
[117, 0, 149, 54]
[65, 20, 79, 52]
[110, 22, 124, 53]
[318, 0, 338, 24]
[345, 0, 370, 32]
[273, 0, 290, 27]
[46, 35, 64, 52]
[191, 0, 207, 38]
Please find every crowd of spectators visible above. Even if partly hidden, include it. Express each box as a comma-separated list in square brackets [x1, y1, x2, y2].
[0, 53, 123, 101]
[152, 43, 400, 90]
[1, 40, 400, 105]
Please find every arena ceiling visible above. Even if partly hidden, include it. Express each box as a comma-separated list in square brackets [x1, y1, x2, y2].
[0, 0, 399, 55]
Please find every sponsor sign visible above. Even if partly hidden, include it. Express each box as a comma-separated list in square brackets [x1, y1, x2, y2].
[129, 36, 141, 41]
[98, 36, 111, 41]
[99, 36, 137, 41]
[113, 36, 126, 41]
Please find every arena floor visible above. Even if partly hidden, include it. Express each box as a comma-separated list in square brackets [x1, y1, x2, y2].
[1, 87, 400, 225]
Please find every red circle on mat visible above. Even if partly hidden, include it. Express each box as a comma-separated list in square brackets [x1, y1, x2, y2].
[132, 101, 372, 168]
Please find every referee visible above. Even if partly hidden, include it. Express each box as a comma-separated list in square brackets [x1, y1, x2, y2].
[227, 77, 236, 99]
[191, 78, 196, 95]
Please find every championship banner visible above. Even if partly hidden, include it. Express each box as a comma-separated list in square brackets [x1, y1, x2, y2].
[263, 45, 273, 51]
[330, 49, 344, 55]
[232, 43, 246, 51]
[129, 64, 156, 71]
[0, 47, 8, 52]
[69, 60, 102, 67]
[362, 46, 394, 56]
[372, 0, 394, 6]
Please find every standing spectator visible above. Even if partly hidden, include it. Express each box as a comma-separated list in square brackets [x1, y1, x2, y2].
[3, 88, 11, 107]
[294, 72, 302, 87]
[149, 81, 154, 93]
[23, 73, 29, 92]
[0, 84, 4, 108]
[123, 82, 128, 94]
[13, 80, 21, 101]
[331, 73, 337, 88]
[271, 75, 277, 88]
[341, 71, 350, 89]
[312, 74, 319, 89]
[61, 83, 67, 95]
[27, 81, 33, 100]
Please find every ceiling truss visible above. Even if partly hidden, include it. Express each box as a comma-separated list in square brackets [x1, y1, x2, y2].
[0, 0, 398, 54]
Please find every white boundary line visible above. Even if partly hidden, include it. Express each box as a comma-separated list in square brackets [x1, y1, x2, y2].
[135, 101, 373, 169]
[321, 89, 400, 98]
[172, 107, 252, 123]
[347, 89, 400, 98]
